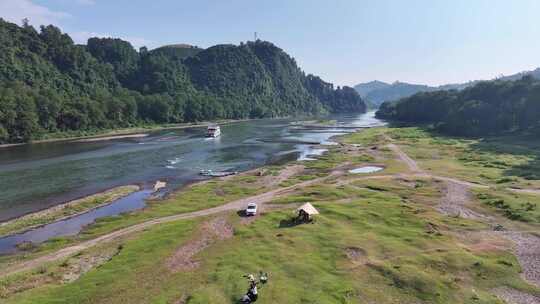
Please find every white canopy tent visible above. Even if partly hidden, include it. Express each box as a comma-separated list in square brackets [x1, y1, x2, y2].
[297, 203, 319, 215]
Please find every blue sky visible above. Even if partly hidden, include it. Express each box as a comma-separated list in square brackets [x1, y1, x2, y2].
[1, 0, 540, 87]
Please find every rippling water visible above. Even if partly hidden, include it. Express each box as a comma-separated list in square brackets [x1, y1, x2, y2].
[0, 112, 385, 253]
[0, 112, 383, 222]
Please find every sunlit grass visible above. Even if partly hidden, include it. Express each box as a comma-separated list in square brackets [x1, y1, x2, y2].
[3, 178, 536, 303]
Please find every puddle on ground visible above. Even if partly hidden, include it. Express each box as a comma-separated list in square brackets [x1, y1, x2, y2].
[348, 166, 383, 174]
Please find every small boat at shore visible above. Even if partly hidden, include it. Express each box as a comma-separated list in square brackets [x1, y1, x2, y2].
[199, 169, 238, 177]
[153, 180, 167, 192]
[206, 125, 221, 138]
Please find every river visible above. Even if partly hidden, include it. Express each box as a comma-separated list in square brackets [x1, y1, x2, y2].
[0, 112, 382, 253]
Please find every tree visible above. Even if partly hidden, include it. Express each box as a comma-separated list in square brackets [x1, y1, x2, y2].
[377, 76, 540, 137]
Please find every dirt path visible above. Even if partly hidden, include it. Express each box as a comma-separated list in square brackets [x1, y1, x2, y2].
[268, 164, 305, 186]
[386, 143, 421, 172]
[499, 232, 540, 288]
[167, 217, 233, 272]
[0, 172, 338, 278]
[493, 287, 540, 304]
[436, 181, 491, 220]
[384, 137, 488, 220]
[508, 188, 540, 195]
[385, 135, 540, 298]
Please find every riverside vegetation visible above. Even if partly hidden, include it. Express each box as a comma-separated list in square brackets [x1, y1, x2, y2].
[376, 75, 540, 137]
[0, 185, 139, 238]
[0, 19, 365, 144]
[0, 126, 539, 303]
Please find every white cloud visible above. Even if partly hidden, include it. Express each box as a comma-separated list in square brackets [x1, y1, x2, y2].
[0, 0, 70, 27]
[70, 31, 154, 49]
[0, 0, 153, 49]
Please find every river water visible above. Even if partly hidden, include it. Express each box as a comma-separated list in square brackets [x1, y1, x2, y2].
[0, 112, 383, 253]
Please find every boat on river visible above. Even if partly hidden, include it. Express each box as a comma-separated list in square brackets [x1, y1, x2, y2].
[206, 125, 221, 138]
[199, 169, 238, 177]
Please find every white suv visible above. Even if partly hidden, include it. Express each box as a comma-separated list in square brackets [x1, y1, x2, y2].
[245, 203, 257, 216]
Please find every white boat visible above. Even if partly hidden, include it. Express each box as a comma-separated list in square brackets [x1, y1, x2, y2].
[206, 125, 221, 138]
[199, 169, 238, 177]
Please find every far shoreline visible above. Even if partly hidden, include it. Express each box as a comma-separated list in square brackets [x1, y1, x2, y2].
[0, 118, 252, 149]
[0, 111, 374, 148]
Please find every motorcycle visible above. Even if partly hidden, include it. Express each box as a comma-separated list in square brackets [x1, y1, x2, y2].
[239, 272, 267, 303]
[239, 284, 258, 303]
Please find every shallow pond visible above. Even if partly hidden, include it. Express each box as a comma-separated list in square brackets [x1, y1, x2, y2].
[348, 166, 384, 174]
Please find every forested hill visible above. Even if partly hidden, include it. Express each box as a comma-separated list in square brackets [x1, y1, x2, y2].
[354, 81, 435, 106]
[376, 76, 540, 136]
[356, 68, 540, 107]
[0, 19, 366, 144]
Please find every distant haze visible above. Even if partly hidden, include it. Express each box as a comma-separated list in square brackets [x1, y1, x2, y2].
[355, 68, 540, 106]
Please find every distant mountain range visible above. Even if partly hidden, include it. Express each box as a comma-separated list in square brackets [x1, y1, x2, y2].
[355, 68, 540, 106]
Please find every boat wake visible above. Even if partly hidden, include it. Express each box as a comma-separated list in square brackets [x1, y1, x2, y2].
[167, 157, 183, 165]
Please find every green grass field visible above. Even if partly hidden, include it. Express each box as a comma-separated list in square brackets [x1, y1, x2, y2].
[2, 178, 536, 303]
[2, 126, 540, 303]
[346, 127, 540, 188]
[474, 189, 540, 224]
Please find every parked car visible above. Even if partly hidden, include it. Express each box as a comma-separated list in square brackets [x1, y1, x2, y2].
[245, 203, 257, 216]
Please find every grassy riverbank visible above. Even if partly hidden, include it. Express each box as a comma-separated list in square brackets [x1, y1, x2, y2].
[345, 127, 540, 189]
[1, 126, 539, 303]
[0, 185, 139, 238]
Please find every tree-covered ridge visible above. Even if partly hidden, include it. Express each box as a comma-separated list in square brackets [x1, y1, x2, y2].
[355, 68, 540, 107]
[376, 76, 540, 136]
[306, 75, 367, 113]
[0, 19, 365, 143]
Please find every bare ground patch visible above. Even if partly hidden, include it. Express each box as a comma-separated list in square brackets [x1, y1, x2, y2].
[167, 217, 233, 272]
[437, 181, 490, 220]
[387, 143, 421, 172]
[499, 232, 540, 288]
[262, 164, 306, 187]
[0, 245, 122, 298]
[0, 272, 55, 299]
[493, 287, 540, 304]
[345, 246, 368, 266]
[459, 231, 511, 254]
[61, 245, 122, 283]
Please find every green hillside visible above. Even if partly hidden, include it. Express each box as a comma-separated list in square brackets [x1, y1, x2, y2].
[0, 19, 366, 144]
[376, 76, 540, 136]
